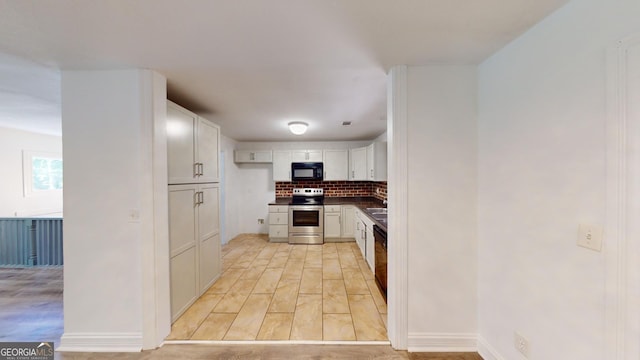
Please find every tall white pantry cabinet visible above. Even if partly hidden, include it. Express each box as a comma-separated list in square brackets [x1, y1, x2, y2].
[167, 101, 222, 321]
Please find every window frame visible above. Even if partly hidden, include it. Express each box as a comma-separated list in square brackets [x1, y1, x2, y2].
[22, 150, 63, 197]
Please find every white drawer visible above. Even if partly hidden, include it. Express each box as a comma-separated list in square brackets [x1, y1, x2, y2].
[269, 205, 289, 213]
[269, 225, 288, 238]
[324, 205, 341, 213]
[269, 213, 288, 225]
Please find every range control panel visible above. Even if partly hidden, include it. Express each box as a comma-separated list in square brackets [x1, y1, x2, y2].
[292, 188, 324, 197]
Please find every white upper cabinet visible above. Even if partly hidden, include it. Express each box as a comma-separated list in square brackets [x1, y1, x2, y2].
[366, 142, 387, 181]
[167, 101, 220, 184]
[349, 146, 368, 181]
[197, 118, 220, 183]
[234, 150, 273, 163]
[292, 150, 322, 162]
[323, 149, 349, 181]
[273, 150, 292, 181]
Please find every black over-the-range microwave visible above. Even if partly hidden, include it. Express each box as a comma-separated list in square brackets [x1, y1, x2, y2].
[291, 162, 323, 181]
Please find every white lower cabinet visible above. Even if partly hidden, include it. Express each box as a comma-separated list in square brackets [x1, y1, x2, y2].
[324, 205, 342, 239]
[341, 205, 355, 238]
[324, 205, 357, 241]
[354, 210, 365, 256]
[354, 208, 375, 270]
[364, 219, 375, 269]
[269, 205, 289, 242]
[169, 183, 221, 321]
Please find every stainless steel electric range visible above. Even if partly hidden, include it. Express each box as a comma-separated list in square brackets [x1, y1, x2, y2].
[288, 188, 324, 244]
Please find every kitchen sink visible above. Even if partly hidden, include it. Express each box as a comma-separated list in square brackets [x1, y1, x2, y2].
[366, 208, 388, 215]
[365, 208, 388, 224]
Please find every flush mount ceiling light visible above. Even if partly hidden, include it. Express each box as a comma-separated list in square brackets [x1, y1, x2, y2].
[288, 121, 308, 135]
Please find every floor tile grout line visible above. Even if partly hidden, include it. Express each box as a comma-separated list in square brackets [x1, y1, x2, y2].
[172, 235, 387, 342]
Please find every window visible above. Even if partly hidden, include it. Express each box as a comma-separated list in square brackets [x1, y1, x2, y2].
[23, 151, 63, 196]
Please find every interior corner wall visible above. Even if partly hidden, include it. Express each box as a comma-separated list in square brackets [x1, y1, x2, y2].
[476, 0, 640, 359]
[0, 127, 63, 217]
[60, 69, 164, 351]
[220, 134, 241, 243]
[405, 65, 478, 349]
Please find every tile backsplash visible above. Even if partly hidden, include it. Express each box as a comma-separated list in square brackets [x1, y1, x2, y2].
[276, 181, 387, 201]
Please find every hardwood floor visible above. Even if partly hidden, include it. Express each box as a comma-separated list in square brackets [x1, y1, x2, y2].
[167, 234, 388, 341]
[54, 345, 483, 359]
[0, 266, 63, 346]
[0, 237, 484, 359]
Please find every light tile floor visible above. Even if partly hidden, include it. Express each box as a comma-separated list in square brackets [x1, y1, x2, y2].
[167, 234, 387, 341]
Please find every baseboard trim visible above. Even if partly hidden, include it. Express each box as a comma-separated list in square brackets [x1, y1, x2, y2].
[477, 336, 505, 360]
[407, 332, 477, 352]
[57, 332, 143, 352]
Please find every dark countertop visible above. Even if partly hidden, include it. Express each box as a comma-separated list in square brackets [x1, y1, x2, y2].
[269, 196, 387, 232]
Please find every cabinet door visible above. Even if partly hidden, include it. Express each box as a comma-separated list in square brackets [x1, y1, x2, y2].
[349, 147, 367, 180]
[197, 118, 220, 183]
[269, 213, 288, 225]
[367, 142, 388, 181]
[253, 150, 273, 163]
[355, 218, 365, 257]
[168, 184, 198, 320]
[234, 150, 273, 163]
[341, 205, 355, 237]
[273, 150, 292, 181]
[323, 149, 349, 181]
[307, 150, 323, 162]
[198, 183, 221, 292]
[234, 150, 253, 162]
[367, 144, 374, 181]
[291, 151, 308, 162]
[324, 211, 342, 238]
[269, 225, 288, 239]
[292, 150, 322, 162]
[167, 103, 196, 185]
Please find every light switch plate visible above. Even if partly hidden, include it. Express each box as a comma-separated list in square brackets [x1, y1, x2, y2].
[578, 223, 603, 252]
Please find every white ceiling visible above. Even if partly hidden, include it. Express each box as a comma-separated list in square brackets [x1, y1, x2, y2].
[0, 0, 569, 141]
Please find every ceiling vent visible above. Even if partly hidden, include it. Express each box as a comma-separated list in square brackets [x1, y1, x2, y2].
[342, 121, 352, 126]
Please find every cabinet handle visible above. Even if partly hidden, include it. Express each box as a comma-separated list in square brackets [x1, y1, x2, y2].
[338, 216, 341, 225]
[371, 169, 374, 178]
[194, 192, 199, 206]
[199, 191, 204, 204]
[194, 163, 199, 177]
[250, 152, 255, 161]
[352, 170, 355, 178]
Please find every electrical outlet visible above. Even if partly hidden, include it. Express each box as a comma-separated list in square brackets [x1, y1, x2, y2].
[257, 218, 264, 224]
[577, 223, 603, 252]
[514, 332, 530, 358]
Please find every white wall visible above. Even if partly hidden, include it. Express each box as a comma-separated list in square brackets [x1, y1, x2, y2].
[0, 127, 62, 217]
[405, 66, 478, 347]
[230, 141, 370, 235]
[477, 0, 640, 359]
[220, 134, 241, 244]
[60, 69, 169, 351]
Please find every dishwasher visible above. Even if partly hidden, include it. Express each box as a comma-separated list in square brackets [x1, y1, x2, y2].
[373, 225, 387, 300]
